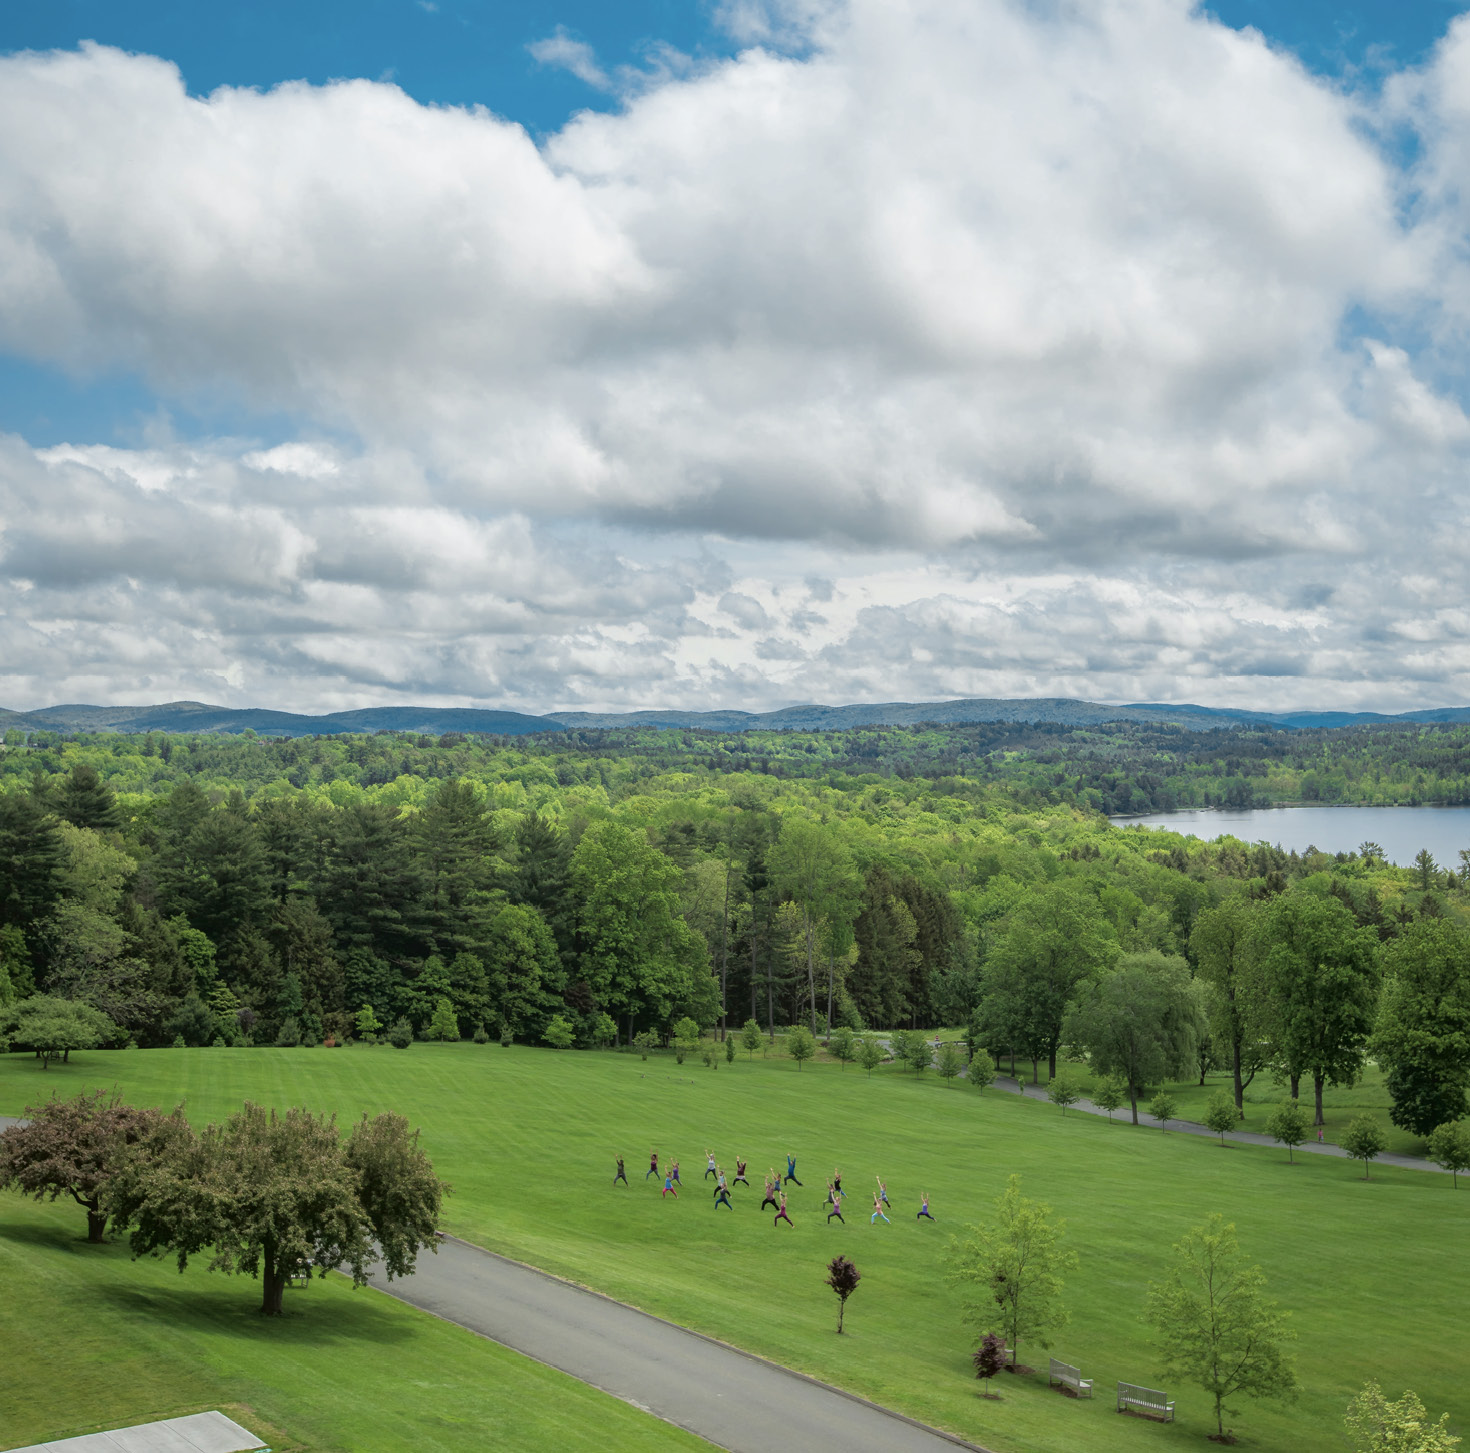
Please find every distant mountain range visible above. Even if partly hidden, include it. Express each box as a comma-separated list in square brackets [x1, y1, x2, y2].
[5, 696, 1470, 738]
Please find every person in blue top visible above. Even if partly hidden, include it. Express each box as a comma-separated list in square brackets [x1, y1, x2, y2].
[916, 1191, 935, 1221]
[785, 1154, 802, 1187]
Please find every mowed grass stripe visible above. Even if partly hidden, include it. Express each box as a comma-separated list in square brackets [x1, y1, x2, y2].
[3, 1045, 1465, 1453]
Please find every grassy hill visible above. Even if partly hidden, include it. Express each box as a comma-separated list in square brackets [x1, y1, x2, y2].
[3, 1043, 1464, 1453]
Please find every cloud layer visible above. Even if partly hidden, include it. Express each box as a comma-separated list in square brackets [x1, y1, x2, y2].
[3, 0, 1470, 712]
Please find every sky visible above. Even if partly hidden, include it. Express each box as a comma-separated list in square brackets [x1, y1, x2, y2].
[3, 0, 1470, 717]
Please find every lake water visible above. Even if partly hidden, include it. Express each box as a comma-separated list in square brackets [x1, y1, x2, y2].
[1110, 805, 1470, 867]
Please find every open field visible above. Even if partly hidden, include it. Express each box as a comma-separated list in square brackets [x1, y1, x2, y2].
[3, 1043, 1466, 1453]
[0, 1176, 709, 1452]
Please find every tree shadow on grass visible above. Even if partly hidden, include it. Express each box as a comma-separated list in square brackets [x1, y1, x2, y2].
[91, 1276, 420, 1348]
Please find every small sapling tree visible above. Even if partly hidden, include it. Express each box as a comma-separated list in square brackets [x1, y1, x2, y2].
[947, 1173, 1076, 1370]
[428, 997, 460, 1042]
[725, 1033, 735, 1064]
[902, 1032, 932, 1074]
[1427, 1120, 1470, 1187]
[633, 1029, 656, 1060]
[671, 1015, 701, 1063]
[1265, 1099, 1310, 1163]
[741, 1017, 763, 1060]
[829, 1025, 857, 1069]
[826, 1254, 861, 1333]
[354, 1004, 383, 1043]
[1149, 1090, 1177, 1131]
[1342, 1113, 1387, 1179]
[937, 1041, 964, 1086]
[788, 1023, 816, 1071]
[967, 1047, 997, 1092]
[1048, 1072, 1080, 1116]
[1147, 1213, 1297, 1442]
[973, 1333, 1009, 1395]
[1092, 1074, 1125, 1120]
[0, 1091, 183, 1243]
[1204, 1089, 1238, 1145]
[858, 1036, 885, 1077]
[1345, 1380, 1461, 1453]
[387, 1016, 414, 1049]
[543, 1014, 575, 1050]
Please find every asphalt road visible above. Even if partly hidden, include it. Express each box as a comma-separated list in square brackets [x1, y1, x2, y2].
[368, 1235, 988, 1453]
[992, 1076, 1446, 1172]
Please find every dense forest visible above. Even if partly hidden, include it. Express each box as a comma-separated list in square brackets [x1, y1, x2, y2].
[1, 720, 1468, 1140]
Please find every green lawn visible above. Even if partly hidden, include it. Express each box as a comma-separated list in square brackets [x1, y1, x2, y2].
[0, 1173, 708, 1451]
[3, 1043, 1467, 1453]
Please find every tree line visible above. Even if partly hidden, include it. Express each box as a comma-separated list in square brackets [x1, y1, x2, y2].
[1, 736, 1468, 1146]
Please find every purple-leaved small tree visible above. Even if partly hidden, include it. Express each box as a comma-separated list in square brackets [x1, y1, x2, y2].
[826, 1254, 861, 1333]
[973, 1333, 1009, 1395]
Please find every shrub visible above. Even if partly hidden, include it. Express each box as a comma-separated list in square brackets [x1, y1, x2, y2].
[633, 1029, 657, 1060]
[472, 1024, 490, 1045]
[387, 1017, 414, 1049]
[543, 1014, 575, 1049]
[275, 1017, 302, 1049]
[967, 1047, 997, 1091]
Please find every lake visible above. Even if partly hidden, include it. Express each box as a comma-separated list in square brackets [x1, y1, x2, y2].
[1110, 805, 1470, 867]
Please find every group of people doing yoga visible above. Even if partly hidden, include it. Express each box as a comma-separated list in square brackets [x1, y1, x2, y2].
[613, 1150, 935, 1228]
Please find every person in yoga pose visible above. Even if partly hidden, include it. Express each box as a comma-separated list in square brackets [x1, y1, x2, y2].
[774, 1190, 794, 1227]
[705, 1149, 718, 1180]
[916, 1192, 935, 1221]
[871, 1191, 890, 1225]
[825, 1183, 845, 1224]
[714, 1173, 733, 1210]
[733, 1157, 749, 1187]
[875, 1174, 890, 1208]
[670, 1157, 682, 1186]
[784, 1154, 802, 1187]
[662, 1169, 678, 1199]
[614, 1156, 628, 1186]
[760, 1172, 779, 1211]
[646, 1149, 659, 1181]
[832, 1167, 843, 1199]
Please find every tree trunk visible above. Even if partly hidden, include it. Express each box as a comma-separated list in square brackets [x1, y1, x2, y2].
[261, 1252, 288, 1316]
[806, 909, 818, 1036]
[1231, 1031, 1245, 1119]
[1289, 1071, 1300, 1101]
[86, 1207, 107, 1244]
[1048, 1049, 1057, 1080]
[1130, 1085, 1139, 1125]
[1313, 1072, 1325, 1127]
[1031, 1057, 1038, 1085]
[825, 950, 835, 1044]
[837, 1299, 845, 1334]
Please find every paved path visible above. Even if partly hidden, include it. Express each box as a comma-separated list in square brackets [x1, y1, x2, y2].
[369, 1235, 987, 1453]
[992, 1077, 1447, 1173]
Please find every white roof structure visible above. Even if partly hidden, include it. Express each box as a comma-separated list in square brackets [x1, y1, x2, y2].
[8, 1411, 266, 1453]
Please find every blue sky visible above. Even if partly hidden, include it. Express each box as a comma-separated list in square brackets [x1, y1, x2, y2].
[4, 1, 1470, 715]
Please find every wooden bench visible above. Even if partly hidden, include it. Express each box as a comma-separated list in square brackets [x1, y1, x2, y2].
[1049, 1358, 1093, 1397]
[1117, 1382, 1175, 1421]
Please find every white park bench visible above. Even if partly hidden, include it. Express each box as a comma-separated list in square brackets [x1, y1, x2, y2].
[1117, 1382, 1175, 1421]
[1049, 1358, 1093, 1397]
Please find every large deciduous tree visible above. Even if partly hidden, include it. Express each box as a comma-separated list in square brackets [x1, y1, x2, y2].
[108, 1102, 446, 1315]
[981, 883, 1118, 1081]
[1255, 891, 1379, 1126]
[1066, 953, 1206, 1124]
[1372, 919, 1470, 1137]
[572, 820, 710, 1035]
[768, 817, 858, 1035]
[1192, 895, 1265, 1119]
[2, 994, 119, 1067]
[0, 1090, 182, 1242]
